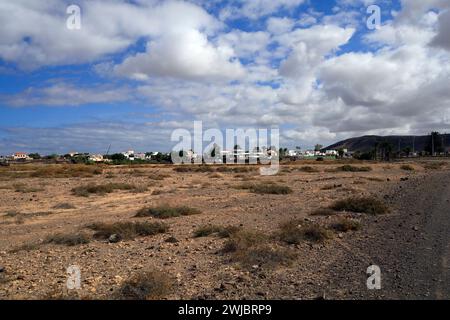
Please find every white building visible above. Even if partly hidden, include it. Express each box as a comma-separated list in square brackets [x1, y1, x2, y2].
[12, 152, 30, 160]
[89, 154, 104, 162]
[122, 150, 135, 160]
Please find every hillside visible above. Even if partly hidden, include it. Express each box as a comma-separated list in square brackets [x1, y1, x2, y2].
[324, 134, 450, 153]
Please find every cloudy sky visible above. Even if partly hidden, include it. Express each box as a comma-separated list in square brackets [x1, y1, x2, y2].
[0, 0, 449, 155]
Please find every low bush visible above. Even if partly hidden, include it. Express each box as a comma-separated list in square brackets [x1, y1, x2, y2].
[331, 218, 361, 232]
[222, 230, 295, 269]
[330, 196, 388, 215]
[193, 225, 240, 238]
[135, 206, 201, 219]
[338, 165, 372, 172]
[400, 164, 414, 171]
[114, 270, 173, 300]
[44, 233, 90, 246]
[87, 221, 169, 241]
[71, 183, 139, 197]
[277, 221, 332, 244]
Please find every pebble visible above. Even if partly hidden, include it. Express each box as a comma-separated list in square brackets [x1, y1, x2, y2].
[0, 266, 4, 273]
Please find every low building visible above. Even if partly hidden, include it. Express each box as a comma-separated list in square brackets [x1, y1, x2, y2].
[122, 150, 135, 161]
[325, 150, 338, 156]
[12, 152, 30, 160]
[89, 154, 104, 162]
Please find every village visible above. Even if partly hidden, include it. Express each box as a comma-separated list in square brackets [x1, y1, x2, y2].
[0, 147, 347, 165]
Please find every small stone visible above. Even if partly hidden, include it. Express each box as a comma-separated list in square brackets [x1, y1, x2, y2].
[0, 266, 4, 273]
[165, 236, 178, 243]
[108, 234, 121, 243]
[413, 226, 419, 231]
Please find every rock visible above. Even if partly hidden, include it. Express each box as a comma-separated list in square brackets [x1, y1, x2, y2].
[412, 226, 419, 231]
[0, 266, 4, 273]
[165, 236, 178, 243]
[108, 234, 121, 243]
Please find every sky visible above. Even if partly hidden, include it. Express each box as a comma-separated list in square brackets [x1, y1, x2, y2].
[0, 0, 450, 155]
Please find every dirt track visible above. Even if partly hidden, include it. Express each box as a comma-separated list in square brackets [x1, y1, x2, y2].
[327, 170, 450, 299]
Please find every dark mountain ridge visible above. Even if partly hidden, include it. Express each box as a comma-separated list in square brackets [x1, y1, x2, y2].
[324, 134, 450, 153]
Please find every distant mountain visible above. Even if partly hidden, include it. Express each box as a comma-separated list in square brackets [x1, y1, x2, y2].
[324, 134, 450, 153]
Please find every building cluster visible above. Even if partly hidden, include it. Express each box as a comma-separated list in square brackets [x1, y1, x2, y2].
[1, 148, 350, 163]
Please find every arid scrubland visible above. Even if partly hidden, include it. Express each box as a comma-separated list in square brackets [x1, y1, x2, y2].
[0, 160, 446, 299]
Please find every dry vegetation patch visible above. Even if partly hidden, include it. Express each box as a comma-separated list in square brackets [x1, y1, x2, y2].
[222, 230, 296, 269]
[13, 183, 44, 193]
[277, 221, 333, 244]
[193, 225, 240, 238]
[330, 196, 388, 215]
[135, 205, 201, 219]
[31, 165, 103, 178]
[423, 162, 446, 170]
[87, 221, 169, 241]
[52, 203, 76, 210]
[71, 183, 144, 197]
[234, 182, 292, 195]
[400, 164, 415, 171]
[44, 232, 91, 246]
[337, 165, 372, 172]
[114, 270, 173, 300]
[330, 218, 362, 232]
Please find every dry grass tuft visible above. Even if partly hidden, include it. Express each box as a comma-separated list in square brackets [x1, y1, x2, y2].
[298, 166, 319, 173]
[44, 233, 90, 246]
[135, 205, 201, 219]
[148, 173, 170, 180]
[235, 182, 292, 194]
[400, 164, 414, 171]
[52, 203, 76, 210]
[331, 218, 361, 232]
[30, 165, 103, 178]
[193, 225, 240, 238]
[277, 221, 332, 244]
[310, 208, 339, 216]
[330, 196, 388, 215]
[87, 221, 169, 241]
[71, 183, 142, 197]
[423, 162, 446, 170]
[114, 270, 173, 300]
[13, 183, 44, 193]
[338, 165, 372, 172]
[222, 230, 296, 269]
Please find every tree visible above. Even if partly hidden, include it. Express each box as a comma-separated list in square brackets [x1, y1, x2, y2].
[425, 132, 444, 155]
[337, 148, 345, 158]
[111, 153, 126, 162]
[210, 143, 220, 158]
[28, 153, 41, 160]
[375, 140, 393, 161]
[314, 144, 323, 152]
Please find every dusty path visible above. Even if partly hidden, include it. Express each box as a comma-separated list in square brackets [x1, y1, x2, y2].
[328, 171, 450, 299]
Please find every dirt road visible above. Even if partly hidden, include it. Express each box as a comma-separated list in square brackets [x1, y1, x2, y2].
[328, 171, 450, 299]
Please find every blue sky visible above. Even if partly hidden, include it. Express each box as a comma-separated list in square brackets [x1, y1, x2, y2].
[1, 0, 449, 155]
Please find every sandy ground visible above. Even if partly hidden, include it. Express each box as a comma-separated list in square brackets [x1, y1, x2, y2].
[0, 160, 446, 299]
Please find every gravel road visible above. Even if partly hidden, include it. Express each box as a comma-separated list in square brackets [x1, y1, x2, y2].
[327, 171, 450, 300]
